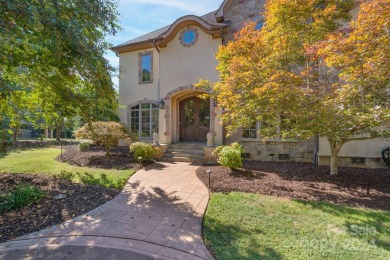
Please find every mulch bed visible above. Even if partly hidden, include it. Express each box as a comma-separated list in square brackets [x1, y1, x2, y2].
[56, 145, 148, 170]
[0, 174, 119, 243]
[197, 161, 390, 211]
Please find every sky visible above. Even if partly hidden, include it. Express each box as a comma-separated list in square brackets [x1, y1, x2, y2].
[105, 0, 223, 88]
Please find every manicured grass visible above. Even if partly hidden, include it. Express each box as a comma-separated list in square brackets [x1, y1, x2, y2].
[0, 148, 135, 189]
[204, 193, 390, 260]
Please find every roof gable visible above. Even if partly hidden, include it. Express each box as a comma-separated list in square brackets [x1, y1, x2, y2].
[215, 0, 235, 22]
[112, 11, 228, 53]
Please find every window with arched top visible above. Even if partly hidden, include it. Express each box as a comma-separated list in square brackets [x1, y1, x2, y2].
[128, 103, 159, 139]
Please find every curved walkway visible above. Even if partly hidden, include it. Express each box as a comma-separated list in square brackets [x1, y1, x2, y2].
[0, 162, 213, 260]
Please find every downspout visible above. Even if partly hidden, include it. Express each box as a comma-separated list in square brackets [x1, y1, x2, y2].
[152, 40, 161, 103]
[313, 59, 320, 166]
[219, 26, 226, 145]
[220, 26, 224, 45]
[152, 39, 164, 145]
[313, 135, 319, 165]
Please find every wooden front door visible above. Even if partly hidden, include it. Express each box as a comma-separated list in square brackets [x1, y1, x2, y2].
[179, 97, 210, 142]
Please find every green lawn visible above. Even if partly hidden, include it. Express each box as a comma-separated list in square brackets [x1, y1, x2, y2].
[0, 148, 135, 189]
[204, 193, 390, 260]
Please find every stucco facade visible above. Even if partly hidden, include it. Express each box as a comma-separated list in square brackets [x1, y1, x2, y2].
[116, 15, 225, 146]
[112, 0, 388, 168]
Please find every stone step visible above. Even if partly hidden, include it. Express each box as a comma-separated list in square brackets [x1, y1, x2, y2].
[162, 156, 203, 163]
[168, 146, 204, 150]
[170, 143, 205, 148]
[161, 143, 206, 164]
[168, 144, 205, 148]
[164, 153, 204, 159]
[171, 142, 206, 145]
[166, 149, 204, 154]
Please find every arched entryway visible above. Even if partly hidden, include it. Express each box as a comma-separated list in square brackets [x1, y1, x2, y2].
[179, 96, 210, 142]
[162, 84, 221, 145]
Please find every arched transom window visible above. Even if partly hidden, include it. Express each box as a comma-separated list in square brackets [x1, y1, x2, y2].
[129, 103, 159, 139]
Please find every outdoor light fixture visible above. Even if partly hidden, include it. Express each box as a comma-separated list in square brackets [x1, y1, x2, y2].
[206, 170, 211, 190]
[159, 99, 165, 109]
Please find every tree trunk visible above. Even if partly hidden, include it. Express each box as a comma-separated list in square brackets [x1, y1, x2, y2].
[56, 127, 61, 141]
[328, 138, 343, 176]
[13, 127, 19, 142]
[330, 149, 339, 175]
[44, 127, 49, 138]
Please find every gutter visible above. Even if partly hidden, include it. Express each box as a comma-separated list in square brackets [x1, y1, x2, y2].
[152, 40, 161, 104]
[111, 38, 159, 52]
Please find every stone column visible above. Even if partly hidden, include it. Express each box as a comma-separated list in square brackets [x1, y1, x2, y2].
[164, 96, 171, 143]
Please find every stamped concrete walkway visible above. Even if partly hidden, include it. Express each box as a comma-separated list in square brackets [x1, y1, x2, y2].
[0, 162, 213, 260]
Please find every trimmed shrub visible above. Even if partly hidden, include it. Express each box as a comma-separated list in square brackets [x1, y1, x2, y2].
[77, 172, 126, 190]
[213, 142, 244, 170]
[0, 184, 46, 213]
[56, 171, 75, 181]
[130, 142, 156, 162]
[79, 142, 91, 152]
[75, 121, 131, 156]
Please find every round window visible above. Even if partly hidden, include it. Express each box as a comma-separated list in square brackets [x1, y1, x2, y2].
[180, 27, 198, 47]
[183, 30, 196, 44]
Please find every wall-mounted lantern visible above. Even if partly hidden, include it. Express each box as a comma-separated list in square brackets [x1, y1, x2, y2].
[159, 99, 165, 109]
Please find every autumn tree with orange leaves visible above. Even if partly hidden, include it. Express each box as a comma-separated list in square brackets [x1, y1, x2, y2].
[199, 0, 390, 175]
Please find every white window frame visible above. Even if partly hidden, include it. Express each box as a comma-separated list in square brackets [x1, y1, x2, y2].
[138, 51, 153, 84]
[242, 120, 297, 142]
[129, 103, 159, 139]
[242, 120, 260, 140]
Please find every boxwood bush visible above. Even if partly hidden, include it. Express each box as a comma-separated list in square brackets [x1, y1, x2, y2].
[130, 142, 156, 162]
[213, 142, 244, 170]
[79, 142, 91, 151]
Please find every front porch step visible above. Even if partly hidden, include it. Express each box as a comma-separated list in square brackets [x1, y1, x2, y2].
[167, 148, 204, 155]
[162, 156, 203, 163]
[164, 153, 204, 159]
[171, 142, 205, 146]
[161, 143, 206, 163]
[167, 145, 205, 150]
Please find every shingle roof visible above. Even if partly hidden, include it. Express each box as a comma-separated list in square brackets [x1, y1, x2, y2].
[114, 26, 169, 47]
[200, 10, 224, 26]
[112, 10, 225, 49]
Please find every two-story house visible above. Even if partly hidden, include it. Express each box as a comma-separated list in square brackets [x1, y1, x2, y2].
[112, 0, 389, 168]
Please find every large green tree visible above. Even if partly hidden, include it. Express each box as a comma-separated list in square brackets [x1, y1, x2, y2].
[200, 0, 389, 175]
[0, 0, 120, 151]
